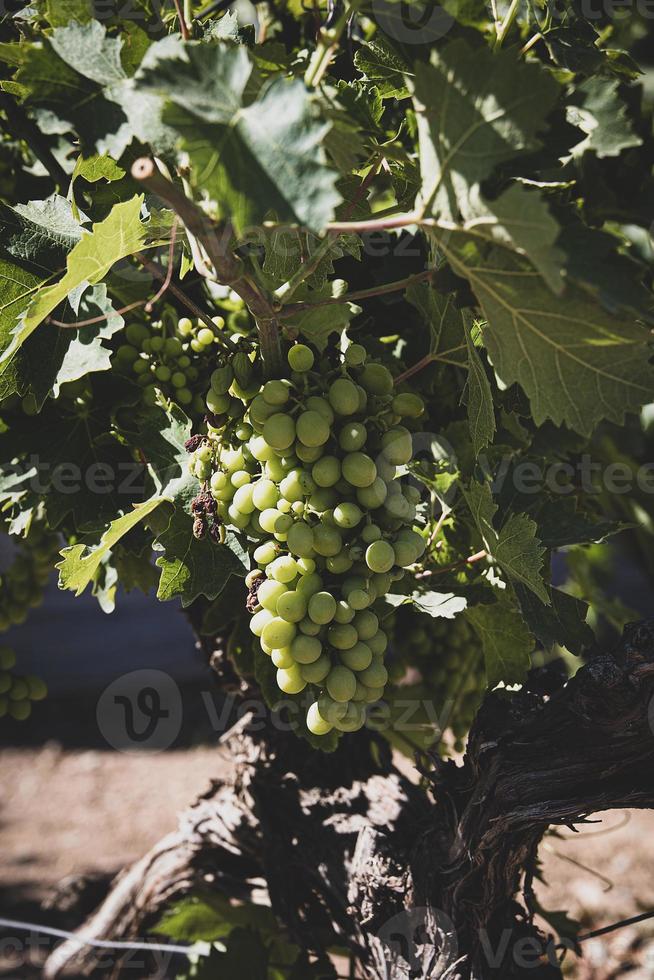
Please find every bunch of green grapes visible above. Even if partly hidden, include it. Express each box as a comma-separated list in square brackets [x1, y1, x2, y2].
[387, 610, 485, 751]
[0, 645, 47, 721]
[187, 342, 428, 737]
[114, 313, 228, 413]
[0, 525, 60, 631]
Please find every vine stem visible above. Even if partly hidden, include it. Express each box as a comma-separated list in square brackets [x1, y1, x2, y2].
[278, 269, 434, 318]
[493, 0, 522, 49]
[131, 158, 283, 375]
[173, 0, 190, 39]
[304, 0, 363, 88]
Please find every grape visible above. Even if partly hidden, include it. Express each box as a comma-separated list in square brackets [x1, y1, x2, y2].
[327, 623, 358, 650]
[368, 630, 388, 655]
[312, 456, 341, 488]
[250, 609, 274, 636]
[286, 522, 315, 558]
[351, 611, 377, 640]
[328, 378, 359, 416]
[360, 363, 394, 396]
[296, 411, 330, 448]
[262, 380, 290, 406]
[277, 665, 307, 694]
[272, 648, 295, 669]
[258, 579, 288, 612]
[254, 541, 278, 565]
[312, 526, 342, 557]
[263, 414, 296, 451]
[365, 540, 395, 574]
[288, 344, 315, 372]
[291, 635, 322, 664]
[252, 479, 280, 510]
[333, 600, 355, 624]
[308, 591, 337, 625]
[358, 660, 388, 689]
[309, 488, 336, 512]
[381, 426, 413, 465]
[340, 642, 372, 671]
[326, 665, 356, 702]
[344, 343, 366, 367]
[177, 317, 194, 336]
[306, 701, 333, 735]
[269, 555, 299, 583]
[326, 553, 353, 574]
[299, 617, 321, 636]
[276, 591, 307, 623]
[233, 484, 255, 513]
[197, 327, 216, 347]
[338, 422, 367, 452]
[348, 589, 372, 611]
[392, 393, 424, 418]
[296, 443, 322, 464]
[0, 647, 16, 671]
[9, 700, 32, 721]
[342, 453, 377, 489]
[333, 503, 362, 529]
[296, 572, 323, 597]
[305, 396, 334, 424]
[301, 655, 332, 683]
[211, 365, 234, 394]
[262, 617, 297, 649]
[9, 678, 29, 701]
[0, 673, 11, 694]
[260, 508, 282, 533]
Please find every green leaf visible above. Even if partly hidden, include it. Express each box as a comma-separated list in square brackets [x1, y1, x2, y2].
[72, 153, 126, 185]
[0, 195, 145, 373]
[444, 240, 654, 436]
[413, 39, 560, 221]
[464, 481, 549, 604]
[385, 591, 467, 619]
[463, 313, 495, 456]
[154, 507, 248, 606]
[137, 43, 341, 233]
[155, 894, 277, 943]
[50, 20, 127, 86]
[405, 281, 466, 364]
[291, 280, 360, 351]
[533, 499, 627, 549]
[569, 77, 642, 159]
[43, 0, 92, 26]
[466, 600, 535, 688]
[57, 497, 165, 596]
[53, 284, 125, 388]
[0, 195, 82, 273]
[355, 37, 410, 100]
[515, 584, 593, 656]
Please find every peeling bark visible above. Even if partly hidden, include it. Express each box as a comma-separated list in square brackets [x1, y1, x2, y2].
[44, 621, 654, 980]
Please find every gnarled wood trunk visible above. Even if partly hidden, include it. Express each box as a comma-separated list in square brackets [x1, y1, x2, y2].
[44, 620, 654, 980]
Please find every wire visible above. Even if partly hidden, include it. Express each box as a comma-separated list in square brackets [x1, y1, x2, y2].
[0, 917, 193, 956]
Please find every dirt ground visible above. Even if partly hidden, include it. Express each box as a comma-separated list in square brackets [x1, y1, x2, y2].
[2, 745, 654, 979]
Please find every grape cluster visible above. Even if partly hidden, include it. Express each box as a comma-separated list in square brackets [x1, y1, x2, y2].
[187, 342, 427, 736]
[0, 525, 60, 631]
[0, 645, 47, 721]
[114, 314, 227, 413]
[388, 610, 485, 751]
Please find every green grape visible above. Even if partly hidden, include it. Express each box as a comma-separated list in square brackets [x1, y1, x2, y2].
[272, 648, 295, 669]
[308, 591, 337, 625]
[0, 673, 11, 695]
[171, 371, 186, 388]
[326, 666, 356, 702]
[312, 456, 341, 488]
[9, 678, 29, 701]
[268, 555, 298, 583]
[340, 642, 372, 671]
[353, 610, 378, 640]
[344, 343, 366, 367]
[262, 380, 290, 406]
[277, 665, 307, 694]
[327, 623, 358, 650]
[286, 522, 315, 558]
[338, 422, 367, 452]
[380, 426, 413, 465]
[288, 344, 315, 372]
[342, 453, 377, 489]
[318, 696, 348, 724]
[233, 484, 256, 514]
[197, 327, 216, 347]
[150, 336, 165, 353]
[305, 396, 334, 424]
[306, 701, 333, 735]
[263, 413, 296, 451]
[177, 317, 194, 337]
[301, 655, 332, 684]
[9, 700, 32, 721]
[177, 388, 193, 405]
[328, 378, 359, 416]
[211, 365, 234, 394]
[365, 540, 395, 574]
[291, 635, 322, 664]
[25, 675, 47, 701]
[361, 524, 382, 544]
[368, 630, 388, 655]
[296, 442, 323, 463]
[231, 469, 251, 488]
[258, 579, 288, 611]
[276, 590, 307, 623]
[126, 323, 149, 345]
[333, 600, 355, 624]
[312, 525, 342, 557]
[360, 363, 394, 396]
[250, 608, 274, 636]
[392, 393, 424, 418]
[252, 479, 280, 510]
[262, 617, 297, 649]
[299, 617, 321, 636]
[326, 553, 353, 574]
[0, 647, 16, 671]
[333, 502, 363, 529]
[296, 411, 330, 447]
[358, 659, 388, 689]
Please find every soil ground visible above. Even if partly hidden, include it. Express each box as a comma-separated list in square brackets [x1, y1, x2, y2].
[2, 745, 654, 979]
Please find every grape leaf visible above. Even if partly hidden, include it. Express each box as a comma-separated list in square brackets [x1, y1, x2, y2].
[354, 37, 410, 99]
[154, 507, 248, 606]
[71, 153, 126, 186]
[466, 600, 535, 688]
[385, 591, 467, 619]
[444, 239, 654, 436]
[515, 584, 593, 655]
[0, 195, 81, 272]
[291, 280, 361, 351]
[463, 480, 549, 604]
[463, 313, 495, 456]
[0, 195, 145, 372]
[137, 43, 341, 233]
[49, 20, 127, 86]
[413, 39, 560, 221]
[57, 496, 166, 596]
[569, 77, 642, 159]
[405, 282, 466, 364]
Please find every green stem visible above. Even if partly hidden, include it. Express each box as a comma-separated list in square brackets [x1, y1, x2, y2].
[304, 0, 363, 88]
[184, 0, 193, 29]
[493, 0, 522, 49]
[278, 269, 434, 318]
